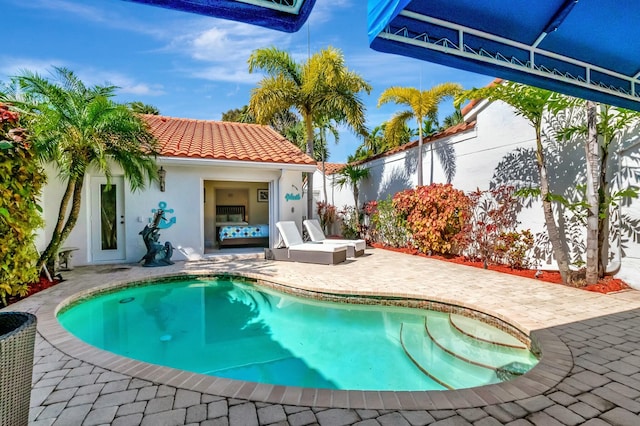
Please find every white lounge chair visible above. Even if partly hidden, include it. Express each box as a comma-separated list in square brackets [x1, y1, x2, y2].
[303, 219, 366, 257]
[266, 221, 348, 265]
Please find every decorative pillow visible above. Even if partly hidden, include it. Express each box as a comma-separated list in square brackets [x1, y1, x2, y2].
[228, 214, 244, 222]
[216, 214, 228, 223]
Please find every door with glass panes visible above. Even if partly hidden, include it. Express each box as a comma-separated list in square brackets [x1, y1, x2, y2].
[91, 176, 125, 262]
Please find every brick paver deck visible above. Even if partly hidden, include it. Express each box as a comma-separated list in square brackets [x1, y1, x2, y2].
[5, 248, 640, 425]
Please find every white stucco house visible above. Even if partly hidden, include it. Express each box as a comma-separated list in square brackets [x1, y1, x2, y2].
[38, 115, 316, 266]
[314, 94, 640, 287]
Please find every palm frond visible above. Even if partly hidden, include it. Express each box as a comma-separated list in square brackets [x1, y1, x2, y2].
[248, 47, 301, 86]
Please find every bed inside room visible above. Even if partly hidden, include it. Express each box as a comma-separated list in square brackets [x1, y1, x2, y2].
[215, 205, 269, 248]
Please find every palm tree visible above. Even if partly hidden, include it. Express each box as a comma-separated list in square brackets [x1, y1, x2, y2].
[221, 105, 300, 137]
[334, 163, 370, 229]
[129, 101, 160, 115]
[247, 46, 371, 218]
[556, 100, 640, 283]
[378, 83, 462, 186]
[6, 67, 158, 270]
[315, 116, 340, 203]
[442, 107, 464, 128]
[457, 81, 572, 284]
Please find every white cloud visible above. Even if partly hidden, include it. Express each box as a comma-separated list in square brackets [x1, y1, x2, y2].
[165, 20, 292, 84]
[190, 66, 261, 85]
[307, 0, 352, 26]
[80, 70, 165, 96]
[0, 57, 67, 78]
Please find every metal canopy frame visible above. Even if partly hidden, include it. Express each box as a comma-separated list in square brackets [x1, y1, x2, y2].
[235, 0, 303, 15]
[369, 0, 640, 111]
[123, 0, 315, 32]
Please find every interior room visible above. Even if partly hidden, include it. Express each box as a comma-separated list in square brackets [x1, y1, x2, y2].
[203, 180, 270, 253]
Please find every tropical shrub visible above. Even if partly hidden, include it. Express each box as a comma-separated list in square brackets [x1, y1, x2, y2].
[369, 196, 409, 247]
[463, 186, 523, 268]
[338, 205, 360, 239]
[316, 201, 337, 234]
[0, 103, 45, 305]
[393, 183, 470, 255]
[494, 230, 535, 269]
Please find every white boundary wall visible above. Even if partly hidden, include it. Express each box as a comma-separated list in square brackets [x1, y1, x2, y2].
[315, 100, 640, 287]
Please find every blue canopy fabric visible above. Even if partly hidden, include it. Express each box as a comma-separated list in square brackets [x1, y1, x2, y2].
[124, 0, 316, 33]
[368, 0, 640, 111]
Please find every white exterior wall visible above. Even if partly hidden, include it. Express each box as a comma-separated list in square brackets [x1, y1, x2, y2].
[39, 160, 310, 266]
[313, 170, 355, 212]
[317, 100, 640, 285]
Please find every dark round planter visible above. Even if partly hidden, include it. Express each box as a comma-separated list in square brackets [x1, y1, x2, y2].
[0, 312, 37, 426]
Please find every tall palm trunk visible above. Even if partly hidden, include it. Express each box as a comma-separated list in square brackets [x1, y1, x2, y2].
[585, 101, 600, 284]
[321, 128, 328, 203]
[597, 136, 610, 278]
[417, 118, 424, 186]
[322, 161, 328, 204]
[304, 112, 315, 219]
[536, 127, 571, 284]
[353, 184, 360, 229]
[39, 177, 75, 271]
[39, 176, 85, 271]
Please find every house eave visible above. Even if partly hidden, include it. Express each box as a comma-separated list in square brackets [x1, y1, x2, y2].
[157, 156, 317, 172]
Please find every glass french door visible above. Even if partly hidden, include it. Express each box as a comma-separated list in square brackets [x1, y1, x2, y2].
[91, 176, 125, 262]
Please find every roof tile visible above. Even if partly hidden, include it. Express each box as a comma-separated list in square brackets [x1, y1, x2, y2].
[143, 115, 316, 166]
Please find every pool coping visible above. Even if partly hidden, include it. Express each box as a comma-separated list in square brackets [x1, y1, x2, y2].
[38, 270, 574, 410]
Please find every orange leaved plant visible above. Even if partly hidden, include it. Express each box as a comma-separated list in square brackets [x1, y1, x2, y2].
[393, 183, 470, 255]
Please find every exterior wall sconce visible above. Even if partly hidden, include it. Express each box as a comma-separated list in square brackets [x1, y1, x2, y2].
[158, 166, 166, 192]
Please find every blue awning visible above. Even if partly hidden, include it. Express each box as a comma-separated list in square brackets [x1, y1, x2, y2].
[368, 0, 640, 111]
[123, 0, 316, 33]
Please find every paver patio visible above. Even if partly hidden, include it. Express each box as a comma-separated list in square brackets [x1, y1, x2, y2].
[5, 248, 640, 425]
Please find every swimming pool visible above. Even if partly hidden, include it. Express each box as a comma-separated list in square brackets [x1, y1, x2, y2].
[58, 276, 538, 391]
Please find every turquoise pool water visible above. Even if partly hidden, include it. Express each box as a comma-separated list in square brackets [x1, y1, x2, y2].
[58, 277, 538, 391]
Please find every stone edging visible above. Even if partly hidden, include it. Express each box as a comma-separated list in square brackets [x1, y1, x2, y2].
[37, 272, 573, 410]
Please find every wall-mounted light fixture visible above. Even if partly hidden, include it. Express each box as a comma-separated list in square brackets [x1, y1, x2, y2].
[158, 166, 166, 192]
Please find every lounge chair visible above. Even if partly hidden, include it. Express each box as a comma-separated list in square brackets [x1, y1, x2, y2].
[303, 219, 366, 257]
[266, 221, 348, 265]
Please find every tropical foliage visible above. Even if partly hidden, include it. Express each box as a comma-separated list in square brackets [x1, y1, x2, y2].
[316, 201, 337, 235]
[457, 81, 573, 284]
[129, 101, 160, 115]
[0, 103, 45, 305]
[393, 183, 470, 255]
[334, 163, 370, 229]
[555, 101, 640, 282]
[222, 105, 301, 137]
[248, 46, 371, 218]
[369, 196, 409, 248]
[463, 186, 534, 269]
[3, 67, 159, 271]
[378, 83, 462, 186]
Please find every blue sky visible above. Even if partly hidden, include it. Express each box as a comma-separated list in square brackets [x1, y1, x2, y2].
[2, 0, 493, 162]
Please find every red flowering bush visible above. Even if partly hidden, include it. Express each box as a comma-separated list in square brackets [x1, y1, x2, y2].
[393, 183, 470, 255]
[363, 200, 378, 216]
[0, 103, 19, 124]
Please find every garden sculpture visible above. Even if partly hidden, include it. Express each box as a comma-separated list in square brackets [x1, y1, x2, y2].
[139, 209, 174, 267]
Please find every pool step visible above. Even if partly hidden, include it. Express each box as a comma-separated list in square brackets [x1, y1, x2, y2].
[426, 315, 538, 371]
[400, 322, 498, 390]
[449, 314, 528, 349]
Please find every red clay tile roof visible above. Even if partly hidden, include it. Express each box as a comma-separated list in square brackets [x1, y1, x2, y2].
[316, 162, 346, 175]
[353, 120, 476, 166]
[143, 115, 316, 166]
